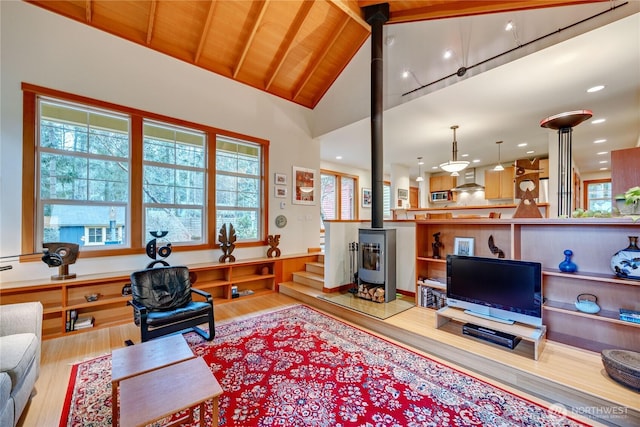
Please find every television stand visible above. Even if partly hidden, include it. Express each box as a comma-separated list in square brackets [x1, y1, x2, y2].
[463, 309, 514, 325]
[435, 306, 546, 360]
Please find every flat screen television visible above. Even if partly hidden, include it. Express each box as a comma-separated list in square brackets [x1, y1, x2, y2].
[446, 255, 543, 327]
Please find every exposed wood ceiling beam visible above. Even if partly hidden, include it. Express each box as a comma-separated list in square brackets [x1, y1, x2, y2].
[85, 0, 92, 22]
[233, 0, 270, 79]
[145, 0, 157, 45]
[329, 0, 370, 30]
[357, 0, 607, 24]
[265, 0, 314, 90]
[293, 15, 350, 102]
[195, 0, 218, 64]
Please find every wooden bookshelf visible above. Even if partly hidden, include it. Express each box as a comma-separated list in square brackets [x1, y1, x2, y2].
[0, 253, 320, 339]
[415, 218, 640, 354]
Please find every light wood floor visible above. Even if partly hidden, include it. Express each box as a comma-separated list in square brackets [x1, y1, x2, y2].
[19, 290, 633, 427]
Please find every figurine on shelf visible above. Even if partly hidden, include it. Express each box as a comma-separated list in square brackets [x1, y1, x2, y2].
[267, 234, 281, 258]
[432, 232, 443, 259]
[218, 223, 236, 262]
[145, 230, 171, 268]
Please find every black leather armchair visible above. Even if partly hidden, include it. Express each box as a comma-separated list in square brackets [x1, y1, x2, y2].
[129, 265, 214, 342]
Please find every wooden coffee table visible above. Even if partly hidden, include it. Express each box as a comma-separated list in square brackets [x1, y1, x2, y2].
[111, 334, 195, 427]
[119, 357, 223, 427]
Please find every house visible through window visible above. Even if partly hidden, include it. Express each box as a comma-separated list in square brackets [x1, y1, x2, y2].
[38, 98, 130, 247]
[24, 84, 267, 256]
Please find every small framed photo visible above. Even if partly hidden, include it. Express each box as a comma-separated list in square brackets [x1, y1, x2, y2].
[454, 237, 475, 256]
[274, 173, 287, 186]
[398, 188, 408, 200]
[362, 188, 372, 207]
[275, 186, 287, 198]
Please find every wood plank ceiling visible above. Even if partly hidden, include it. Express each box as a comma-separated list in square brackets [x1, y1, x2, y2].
[26, 0, 602, 109]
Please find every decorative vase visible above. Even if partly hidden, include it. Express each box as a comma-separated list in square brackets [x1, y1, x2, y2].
[611, 236, 640, 280]
[558, 249, 577, 272]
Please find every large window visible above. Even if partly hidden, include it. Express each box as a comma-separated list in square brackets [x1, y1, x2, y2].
[143, 121, 206, 244]
[38, 99, 130, 247]
[216, 137, 262, 241]
[320, 170, 358, 229]
[23, 84, 268, 256]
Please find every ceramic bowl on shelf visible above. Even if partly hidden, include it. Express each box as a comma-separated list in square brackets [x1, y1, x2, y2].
[84, 293, 100, 302]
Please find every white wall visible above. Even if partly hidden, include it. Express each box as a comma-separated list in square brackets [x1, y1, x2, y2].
[0, 1, 320, 282]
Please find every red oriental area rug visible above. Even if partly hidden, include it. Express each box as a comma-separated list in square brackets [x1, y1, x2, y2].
[60, 304, 593, 426]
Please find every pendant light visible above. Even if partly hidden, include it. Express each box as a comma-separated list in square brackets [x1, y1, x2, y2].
[416, 157, 424, 182]
[493, 141, 505, 171]
[439, 125, 469, 174]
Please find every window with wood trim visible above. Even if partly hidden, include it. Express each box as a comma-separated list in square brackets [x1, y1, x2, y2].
[320, 170, 358, 228]
[584, 179, 612, 212]
[22, 84, 268, 256]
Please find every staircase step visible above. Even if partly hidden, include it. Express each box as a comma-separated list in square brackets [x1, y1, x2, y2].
[292, 271, 324, 290]
[305, 261, 324, 275]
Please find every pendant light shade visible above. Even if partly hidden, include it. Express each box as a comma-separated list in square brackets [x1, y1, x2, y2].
[416, 156, 424, 182]
[493, 140, 505, 171]
[440, 125, 469, 173]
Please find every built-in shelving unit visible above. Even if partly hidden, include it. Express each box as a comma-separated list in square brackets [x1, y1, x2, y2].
[415, 218, 640, 353]
[0, 253, 319, 339]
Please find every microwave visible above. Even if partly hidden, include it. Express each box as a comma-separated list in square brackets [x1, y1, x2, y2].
[431, 191, 451, 203]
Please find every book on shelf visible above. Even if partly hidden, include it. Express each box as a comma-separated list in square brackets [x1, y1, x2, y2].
[619, 308, 640, 324]
[73, 315, 94, 330]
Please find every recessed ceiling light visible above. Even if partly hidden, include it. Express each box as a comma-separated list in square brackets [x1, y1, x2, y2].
[594, 139, 607, 144]
[335, 155, 342, 160]
[401, 70, 409, 79]
[461, 153, 469, 158]
[592, 118, 606, 124]
[587, 85, 605, 93]
[517, 143, 528, 147]
[505, 21, 514, 31]
[597, 151, 607, 155]
[600, 167, 608, 170]
[385, 35, 395, 46]
[443, 49, 453, 59]
[599, 160, 608, 164]
[526, 150, 535, 154]
[431, 166, 438, 169]
[472, 159, 480, 163]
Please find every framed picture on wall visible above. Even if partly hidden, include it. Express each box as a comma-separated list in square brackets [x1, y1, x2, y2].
[362, 188, 372, 207]
[292, 166, 316, 205]
[274, 173, 287, 186]
[454, 237, 475, 256]
[275, 186, 287, 198]
[398, 188, 408, 200]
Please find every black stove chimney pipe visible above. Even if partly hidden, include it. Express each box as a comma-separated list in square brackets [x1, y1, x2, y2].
[363, 3, 389, 229]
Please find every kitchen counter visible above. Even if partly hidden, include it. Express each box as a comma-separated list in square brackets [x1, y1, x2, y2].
[392, 203, 549, 219]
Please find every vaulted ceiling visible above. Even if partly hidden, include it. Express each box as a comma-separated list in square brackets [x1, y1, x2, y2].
[26, 0, 600, 109]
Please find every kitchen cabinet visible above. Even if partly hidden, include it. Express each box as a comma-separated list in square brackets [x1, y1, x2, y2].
[429, 175, 456, 192]
[484, 166, 514, 199]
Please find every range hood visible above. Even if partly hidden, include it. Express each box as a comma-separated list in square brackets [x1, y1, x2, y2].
[451, 168, 485, 192]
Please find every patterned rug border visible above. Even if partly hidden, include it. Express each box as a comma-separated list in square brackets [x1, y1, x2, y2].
[60, 304, 593, 426]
